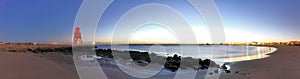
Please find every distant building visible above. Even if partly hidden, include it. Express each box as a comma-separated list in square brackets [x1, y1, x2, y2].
[73, 27, 83, 46]
[288, 41, 300, 45]
[0, 42, 5, 44]
[251, 41, 258, 45]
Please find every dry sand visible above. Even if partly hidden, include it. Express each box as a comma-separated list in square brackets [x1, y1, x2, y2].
[0, 52, 79, 79]
[221, 46, 300, 79]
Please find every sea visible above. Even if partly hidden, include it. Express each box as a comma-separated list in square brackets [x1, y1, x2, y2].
[96, 44, 277, 62]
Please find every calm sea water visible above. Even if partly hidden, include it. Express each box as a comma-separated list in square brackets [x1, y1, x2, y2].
[96, 44, 277, 62]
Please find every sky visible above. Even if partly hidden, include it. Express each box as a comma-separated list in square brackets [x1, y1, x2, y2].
[0, 0, 300, 44]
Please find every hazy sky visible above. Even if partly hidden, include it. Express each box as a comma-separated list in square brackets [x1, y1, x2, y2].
[1, 0, 300, 43]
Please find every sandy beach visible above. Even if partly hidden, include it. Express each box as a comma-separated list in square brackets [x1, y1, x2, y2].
[0, 44, 79, 79]
[221, 46, 300, 79]
[1, 44, 300, 79]
[0, 52, 79, 79]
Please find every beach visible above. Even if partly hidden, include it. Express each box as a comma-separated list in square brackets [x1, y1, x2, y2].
[221, 46, 300, 79]
[0, 44, 79, 79]
[0, 44, 300, 79]
[0, 52, 79, 79]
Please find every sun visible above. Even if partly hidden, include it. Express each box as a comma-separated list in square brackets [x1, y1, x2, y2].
[130, 24, 178, 44]
[224, 28, 264, 42]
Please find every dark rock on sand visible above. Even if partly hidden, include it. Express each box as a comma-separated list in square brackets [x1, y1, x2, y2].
[199, 59, 219, 69]
[94, 48, 226, 73]
[214, 69, 219, 73]
[164, 54, 181, 72]
[225, 70, 231, 73]
[221, 64, 228, 70]
[235, 71, 239, 73]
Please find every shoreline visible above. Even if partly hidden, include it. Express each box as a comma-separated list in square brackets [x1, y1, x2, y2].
[95, 45, 278, 64]
[220, 46, 277, 62]
[220, 46, 300, 79]
[1, 44, 298, 79]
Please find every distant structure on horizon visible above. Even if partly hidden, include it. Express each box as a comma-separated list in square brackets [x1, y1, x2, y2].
[0, 42, 5, 44]
[73, 27, 83, 46]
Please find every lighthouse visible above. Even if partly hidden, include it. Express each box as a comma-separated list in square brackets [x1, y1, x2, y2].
[73, 27, 83, 46]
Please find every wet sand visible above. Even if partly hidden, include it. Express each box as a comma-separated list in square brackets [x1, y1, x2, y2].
[221, 46, 300, 79]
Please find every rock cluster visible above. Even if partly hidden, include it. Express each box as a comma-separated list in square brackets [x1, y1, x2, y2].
[164, 54, 181, 72]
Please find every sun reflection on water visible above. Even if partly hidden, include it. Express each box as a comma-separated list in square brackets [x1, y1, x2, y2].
[220, 46, 277, 62]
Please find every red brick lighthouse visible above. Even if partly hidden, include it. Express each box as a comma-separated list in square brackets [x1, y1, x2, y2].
[73, 27, 83, 46]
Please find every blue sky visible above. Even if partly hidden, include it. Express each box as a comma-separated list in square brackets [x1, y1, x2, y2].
[0, 0, 82, 43]
[0, 0, 300, 43]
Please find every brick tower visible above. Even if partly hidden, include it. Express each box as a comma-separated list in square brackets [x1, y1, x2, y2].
[73, 27, 83, 46]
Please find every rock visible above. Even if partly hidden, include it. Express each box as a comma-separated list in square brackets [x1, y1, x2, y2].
[221, 64, 227, 70]
[199, 59, 219, 69]
[209, 72, 214, 75]
[225, 70, 231, 73]
[164, 54, 181, 72]
[235, 71, 239, 73]
[214, 69, 219, 73]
